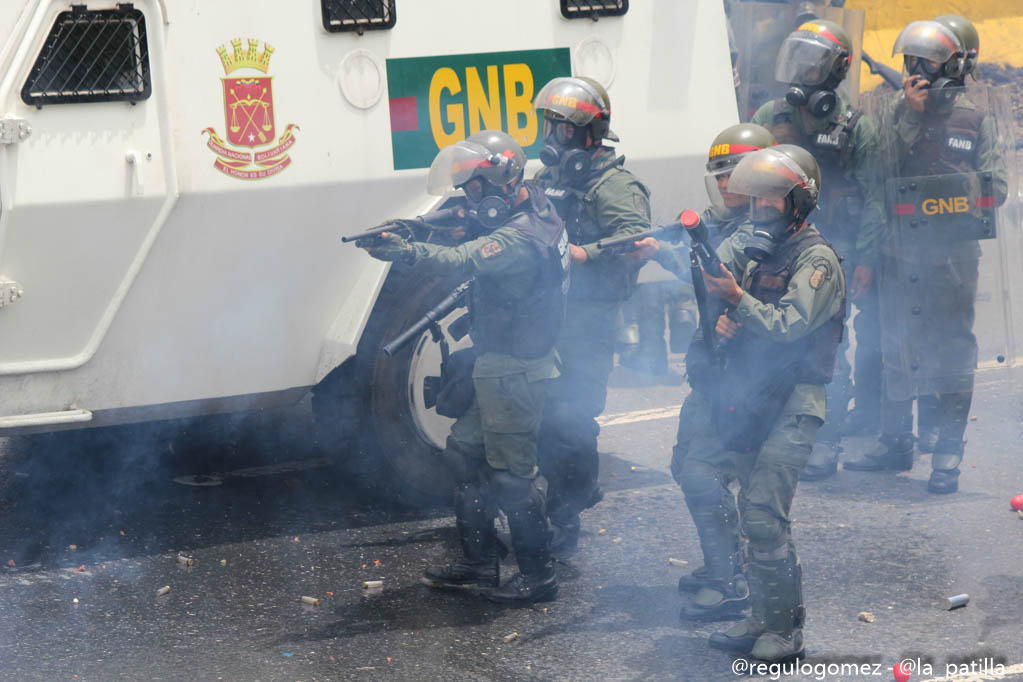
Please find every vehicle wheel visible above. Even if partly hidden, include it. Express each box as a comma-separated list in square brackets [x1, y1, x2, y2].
[312, 269, 472, 506]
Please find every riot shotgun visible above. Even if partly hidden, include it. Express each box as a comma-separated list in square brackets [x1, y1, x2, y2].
[862, 51, 903, 91]
[382, 278, 474, 357]
[341, 206, 466, 243]
[594, 217, 689, 253]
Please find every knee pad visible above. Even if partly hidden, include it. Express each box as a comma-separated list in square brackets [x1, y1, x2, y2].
[680, 460, 726, 509]
[741, 505, 789, 551]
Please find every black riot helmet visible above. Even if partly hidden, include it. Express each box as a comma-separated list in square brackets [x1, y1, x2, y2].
[532, 76, 617, 183]
[934, 14, 979, 78]
[892, 20, 966, 91]
[726, 144, 821, 262]
[776, 19, 852, 118]
[427, 130, 526, 229]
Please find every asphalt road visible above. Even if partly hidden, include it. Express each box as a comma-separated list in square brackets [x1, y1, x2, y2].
[1, 360, 1022, 682]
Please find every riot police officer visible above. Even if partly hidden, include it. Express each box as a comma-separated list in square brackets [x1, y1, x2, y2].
[751, 19, 885, 479]
[684, 144, 845, 662]
[633, 123, 777, 621]
[359, 130, 570, 602]
[530, 77, 652, 554]
[671, 144, 838, 662]
[843, 16, 1007, 494]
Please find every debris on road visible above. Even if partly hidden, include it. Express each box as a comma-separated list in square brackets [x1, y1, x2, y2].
[611, 537, 623, 545]
[945, 594, 969, 610]
[156, 586, 171, 597]
[6, 560, 14, 567]
[857, 611, 875, 623]
[668, 558, 688, 569]
[503, 632, 519, 644]
[363, 580, 384, 589]
[597, 528, 607, 535]
[72, 597, 79, 604]
[68, 545, 77, 551]
[301, 596, 320, 606]
[75, 565, 85, 573]
[176, 554, 194, 567]
[1010, 494, 1023, 511]
[220, 559, 227, 566]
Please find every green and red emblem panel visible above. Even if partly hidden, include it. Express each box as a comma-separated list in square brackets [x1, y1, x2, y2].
[386, 48, 572, 170]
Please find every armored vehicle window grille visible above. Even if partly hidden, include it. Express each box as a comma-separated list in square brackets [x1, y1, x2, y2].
[21, 5, 150, 107]
[560, 0, 628, 20]
[322, 0, 396, 34]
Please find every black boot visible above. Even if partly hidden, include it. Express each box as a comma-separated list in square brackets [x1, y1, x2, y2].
[423, 484, 499, 589]
[928, 439, 964, 494]
[485, 478, 558, 604]
[677, 564, 710, 594]
[843, 433, 914, 472]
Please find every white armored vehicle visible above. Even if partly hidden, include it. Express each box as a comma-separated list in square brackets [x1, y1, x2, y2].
[0, 0, 739, 500]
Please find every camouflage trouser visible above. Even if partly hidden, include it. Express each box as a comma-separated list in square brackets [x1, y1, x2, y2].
[446, 373, 547, 480]
[538, 300, 618, 522]
[673, 390, 821, 577]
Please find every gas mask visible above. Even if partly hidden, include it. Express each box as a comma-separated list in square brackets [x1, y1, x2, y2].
[785, 85, 837, 118]
[460, 176, 513, 230]
[904, 56, 963, 92]
[540, 117, 592, 184]
[743, 197, 798, 262]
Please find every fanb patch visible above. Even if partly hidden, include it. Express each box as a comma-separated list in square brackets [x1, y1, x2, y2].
[809, 257, 833, 290]
[480, 241, 503, 259]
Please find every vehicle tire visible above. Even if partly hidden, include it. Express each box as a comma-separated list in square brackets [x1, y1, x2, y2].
[312, 268, 471, 507]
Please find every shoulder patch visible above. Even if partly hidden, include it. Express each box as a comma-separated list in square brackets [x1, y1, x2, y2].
[480, 241, 503, 259]
[730, 230, 751, 249]
[808, 256, 833, 290]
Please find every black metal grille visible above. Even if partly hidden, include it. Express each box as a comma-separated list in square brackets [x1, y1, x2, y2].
[21, 4, 150, 107]
[322, 0, 396, 34]
[560, 0, 628, 20]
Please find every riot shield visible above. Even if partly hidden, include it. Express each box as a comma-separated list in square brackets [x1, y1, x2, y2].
[728, 2, 863, 120]
[873, 84, 1022, 401]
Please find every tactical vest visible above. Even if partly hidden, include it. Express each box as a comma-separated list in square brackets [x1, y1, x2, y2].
[738, 233, 846, 384]
[769, 102, 864, 243]
[469, 183, 570, 359]
[539, 154, 642, 302]
[898, 103, 985, 177]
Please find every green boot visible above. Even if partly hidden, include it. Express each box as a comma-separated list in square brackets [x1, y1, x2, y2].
[709, 552, 765, 654]
[748, 551, 805, 663]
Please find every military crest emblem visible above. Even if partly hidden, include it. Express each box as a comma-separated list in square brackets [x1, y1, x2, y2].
[203, 39, 298, 180]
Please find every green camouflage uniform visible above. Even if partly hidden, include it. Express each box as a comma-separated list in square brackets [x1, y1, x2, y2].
[533, 147, 651, 527]
[877, 94, 1007, 469]
[752, 97, 885, 436]
[679, 224, 845, 648]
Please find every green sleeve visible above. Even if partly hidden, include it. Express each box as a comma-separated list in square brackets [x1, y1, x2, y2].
[716, 228, 752, 281]
[733, 246, 845, 342]
[750, 101, 773, 127]
[580, 172, 651, 262]
[978, 114, 1008, 207]
[850, 114, 886, 265]
[409, 226, 535, 280]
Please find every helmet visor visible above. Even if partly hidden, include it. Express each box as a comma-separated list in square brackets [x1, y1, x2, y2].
[726, 148, 812, 201]
[892, 20, 961, 63]
[532, 77, 604, 127]
[427, 141, 497, 196]
[705, 167, 752, 212]
[775, 33, 842, 86]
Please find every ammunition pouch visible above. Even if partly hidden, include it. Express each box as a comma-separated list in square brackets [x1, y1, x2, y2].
[434, 348, 478, 419]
